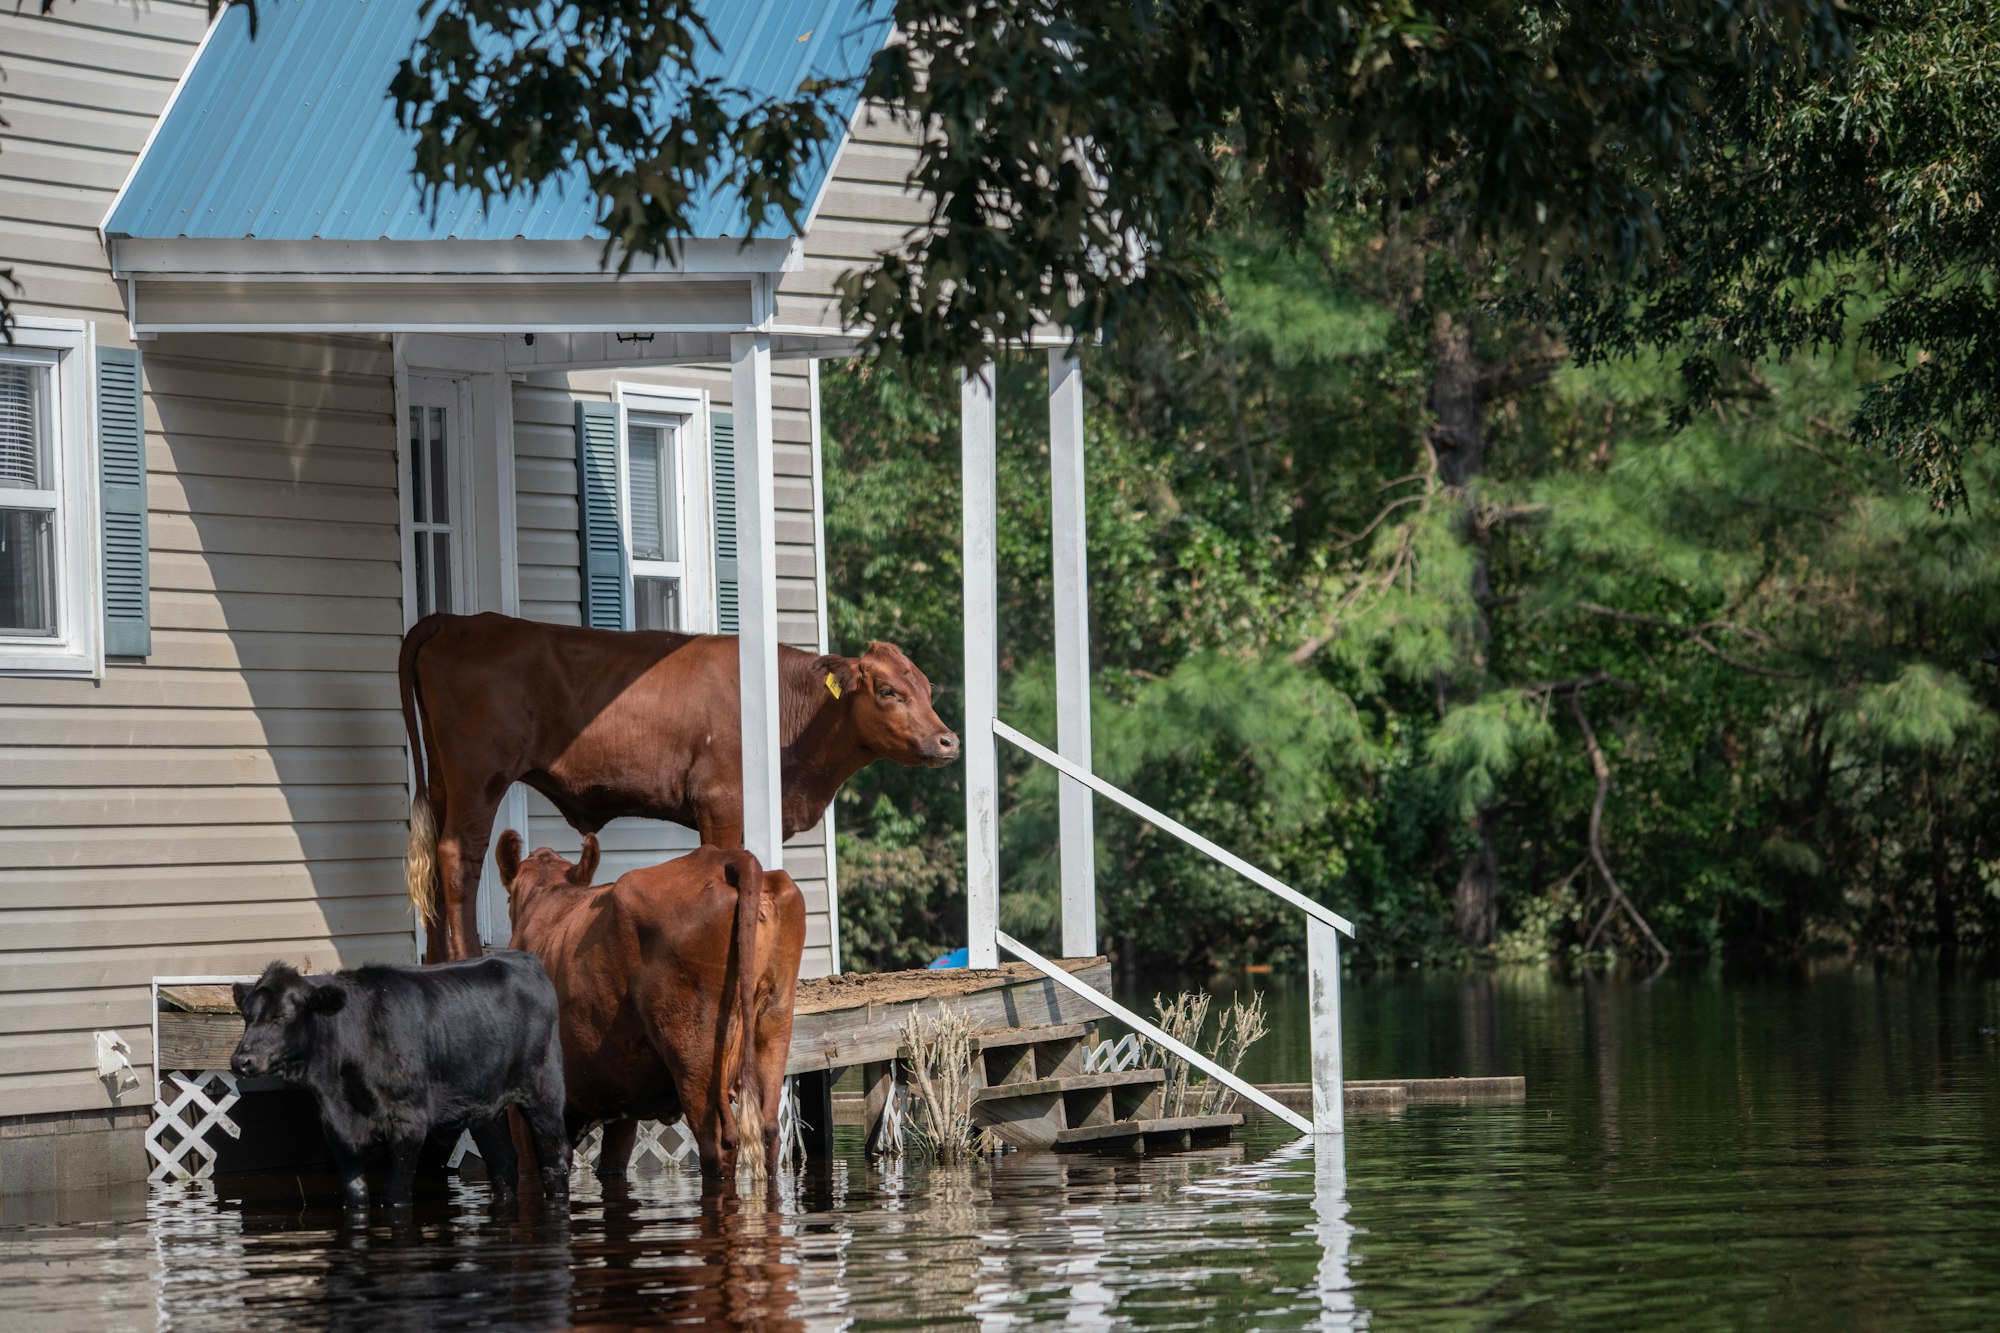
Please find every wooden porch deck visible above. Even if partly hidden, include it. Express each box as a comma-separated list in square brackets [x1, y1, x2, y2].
[156, 957, 1117, 1076]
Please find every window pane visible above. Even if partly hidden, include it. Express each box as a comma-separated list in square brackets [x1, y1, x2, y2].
[430, 531, 454, 614]
[427, 405, 449, 524]
[634, 575, 680, 632]
[629, 424, 665, 561]
[413, 521, 431, 617]
[0, 363, 50, 491]
[408, 405, 428, 524]
[656, 422, 679, 561]
[0, 507, 57, 636]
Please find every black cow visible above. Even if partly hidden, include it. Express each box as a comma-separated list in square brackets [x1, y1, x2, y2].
[230, 954, 570, 1210]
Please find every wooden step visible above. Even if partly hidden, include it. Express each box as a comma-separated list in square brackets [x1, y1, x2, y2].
[979, 1022, 1092, 1086]
[970, 1068, 1164, 1150]
[1053, 1113, 1243, 1154]
[969, 1021, 1091, 1052]
[970, 1069, 1161, 1105]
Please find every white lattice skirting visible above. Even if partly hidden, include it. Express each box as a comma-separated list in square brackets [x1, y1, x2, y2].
[147, 1070, 242, 1181]
[1084, 1032, 1146, 1073]
[149, 1071, 811, 1182]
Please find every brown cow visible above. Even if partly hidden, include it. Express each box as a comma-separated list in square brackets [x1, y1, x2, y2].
[400, 611, 956, 961]
[496, 831, 805, 1183]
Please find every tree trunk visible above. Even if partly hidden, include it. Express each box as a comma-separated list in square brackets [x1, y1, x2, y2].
[1430, 307, 1500, 947]
[1929, 775, 1958, 957]
[1452, 815, 1500, 947]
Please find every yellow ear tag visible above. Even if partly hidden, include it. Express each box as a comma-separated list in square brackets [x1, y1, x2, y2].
[825, 672, 842, 699]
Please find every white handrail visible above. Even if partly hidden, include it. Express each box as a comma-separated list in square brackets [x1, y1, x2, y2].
[996, 931, 1312, 1135]
[993, 718, 1356, 938]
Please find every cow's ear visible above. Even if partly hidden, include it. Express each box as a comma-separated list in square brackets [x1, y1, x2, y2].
[305, 985, 346, 1017]
[232, 982, 251, 1015]
[572, 833, 601, 886]
[812, 654, 862, 700]
[495, 829, 524, 889]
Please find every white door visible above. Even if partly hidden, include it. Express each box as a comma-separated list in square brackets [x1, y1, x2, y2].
[402, 371, 524, 949]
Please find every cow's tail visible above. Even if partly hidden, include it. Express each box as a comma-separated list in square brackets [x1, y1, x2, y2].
[725, 849, 768, 1181]
[400, 615, 447, 926]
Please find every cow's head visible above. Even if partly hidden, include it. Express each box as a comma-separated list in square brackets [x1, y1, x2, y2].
[496, 829, 600, 907]
[817, 641, 958, 767]
[231, 961, 344, 1082]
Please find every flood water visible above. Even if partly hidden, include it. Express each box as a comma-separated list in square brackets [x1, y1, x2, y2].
[3, 962, 1997, 1330]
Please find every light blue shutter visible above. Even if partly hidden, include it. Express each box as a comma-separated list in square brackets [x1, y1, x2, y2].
[574, 400, 628, 630]
[97, 347, 149, 657]
[711, 410, 738, 633]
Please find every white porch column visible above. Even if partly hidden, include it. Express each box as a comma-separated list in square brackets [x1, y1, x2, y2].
[962, 363, 1001, 969]
[1308, 917, 1345, 1137]
[731, 331, 783, 869]
[1048, 349, 1097, 958]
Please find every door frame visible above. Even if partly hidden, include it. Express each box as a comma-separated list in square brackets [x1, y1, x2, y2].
[393, 334, 524, 954]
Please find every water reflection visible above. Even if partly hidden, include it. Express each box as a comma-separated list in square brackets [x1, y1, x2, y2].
[25, 1133, 1346, 1331]
[1307, 1141, 1358, 1331]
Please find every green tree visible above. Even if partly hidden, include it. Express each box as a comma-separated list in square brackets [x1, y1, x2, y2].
[1557, 0, 2000, 507]
[394, 0, 1847, 371]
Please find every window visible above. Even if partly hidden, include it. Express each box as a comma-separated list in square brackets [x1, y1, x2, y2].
[0, 319, 97, 675]
[616, 387, 712, 633]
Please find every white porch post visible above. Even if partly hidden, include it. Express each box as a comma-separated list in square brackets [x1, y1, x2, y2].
[1307, 917, 1345, 1136]
[962, 363, 1001, 969]
[731, 331, 783, 869]
[1048, 349, 1097, 958]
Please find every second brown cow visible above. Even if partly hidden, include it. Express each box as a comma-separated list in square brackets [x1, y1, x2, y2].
[402, 612, 957, 961]
[496, 831, 805, 1182]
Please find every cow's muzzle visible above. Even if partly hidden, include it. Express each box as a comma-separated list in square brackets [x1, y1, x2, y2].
[925, 731, 960, 765]
[230, 1052, 267, 1079]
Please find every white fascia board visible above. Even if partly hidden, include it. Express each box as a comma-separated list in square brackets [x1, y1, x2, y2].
[106, 236, 805, 278]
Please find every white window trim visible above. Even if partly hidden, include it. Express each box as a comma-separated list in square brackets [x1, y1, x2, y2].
[614, 383, 714, 634]
[0, 317, 100, 678]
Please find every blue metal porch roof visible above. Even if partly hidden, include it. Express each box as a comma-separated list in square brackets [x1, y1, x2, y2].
[107, 0, 892, 243]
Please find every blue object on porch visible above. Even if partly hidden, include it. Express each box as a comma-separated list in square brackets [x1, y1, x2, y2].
[108, 0, 893, 242]
[926, 947, 969, 970]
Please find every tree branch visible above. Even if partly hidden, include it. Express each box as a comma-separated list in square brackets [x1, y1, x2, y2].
[1576, 602, 1802, 678]
[1568, 688, 1670, 962]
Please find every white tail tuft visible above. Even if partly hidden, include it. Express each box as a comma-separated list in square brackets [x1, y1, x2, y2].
[736, 1083, 767, 1182]
[405, 793, 438, 924]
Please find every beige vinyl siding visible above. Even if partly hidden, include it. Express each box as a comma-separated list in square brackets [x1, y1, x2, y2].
[0, 0, 209, 328]
[512, 376, 588, 626]
[511, 361, 839, 977]
[779, 101, 929, 335]
[0, 0, 412, 1125]
[0, 329, 414, 1119]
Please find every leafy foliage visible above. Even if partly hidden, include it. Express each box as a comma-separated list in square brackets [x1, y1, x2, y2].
[1557, 0, 2000, 505]
[394, 0, 1849, 371]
